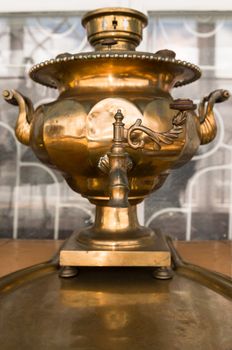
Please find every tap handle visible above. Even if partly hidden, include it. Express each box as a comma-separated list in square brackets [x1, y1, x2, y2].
[169, 99, 196, 111]
[98, 110, 132, 208]
[108, 110, 132, 208]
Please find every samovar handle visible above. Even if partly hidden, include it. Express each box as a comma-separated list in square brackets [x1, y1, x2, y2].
[198, 89, 230, 144]
[2, 89, 34, 145]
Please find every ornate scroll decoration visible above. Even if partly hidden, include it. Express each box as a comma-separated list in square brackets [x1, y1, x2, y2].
[127, 111, 187, 150]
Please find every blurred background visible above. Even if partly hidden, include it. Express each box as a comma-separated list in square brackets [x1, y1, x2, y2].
[0, 0, 232, 241]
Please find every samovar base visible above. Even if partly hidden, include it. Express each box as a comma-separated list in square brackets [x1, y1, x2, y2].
[76, 225, 155, 250]
[59, 229, 171, 269]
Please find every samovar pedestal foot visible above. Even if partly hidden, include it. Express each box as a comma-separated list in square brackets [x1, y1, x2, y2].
[59, 266, 79, 278]
[152, 266, 174, 280]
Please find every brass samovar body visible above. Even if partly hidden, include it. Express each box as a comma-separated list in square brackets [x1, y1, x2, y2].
[3, 8, 229, 277]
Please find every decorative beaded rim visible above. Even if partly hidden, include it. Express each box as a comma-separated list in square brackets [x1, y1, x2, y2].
[29, 51, 201, 89]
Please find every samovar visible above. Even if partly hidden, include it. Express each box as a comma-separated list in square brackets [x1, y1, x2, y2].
[3, 8, 229, 278]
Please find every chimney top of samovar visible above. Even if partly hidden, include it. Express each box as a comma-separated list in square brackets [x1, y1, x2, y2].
[82, 7, 148, 51]
[29, 7, 201, 89]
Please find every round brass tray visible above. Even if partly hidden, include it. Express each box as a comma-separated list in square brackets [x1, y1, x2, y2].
[0, 241, 231, 350]
[29, 51, 201, 90]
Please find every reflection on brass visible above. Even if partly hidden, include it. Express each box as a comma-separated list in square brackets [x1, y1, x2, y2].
[3, 8, 230, 270]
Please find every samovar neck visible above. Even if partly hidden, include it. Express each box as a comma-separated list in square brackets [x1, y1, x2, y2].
[82, 7, 148, 51]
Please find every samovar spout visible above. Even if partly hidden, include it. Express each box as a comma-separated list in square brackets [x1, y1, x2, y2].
[99, 109, 133, 208]
[198, 89, 230, 144]
[108, 166, 129, 208]
[108, 110, 130, 208]
[2, 89, 34, 145]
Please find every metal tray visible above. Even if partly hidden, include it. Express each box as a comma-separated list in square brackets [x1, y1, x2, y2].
[0, 240, 231, 350]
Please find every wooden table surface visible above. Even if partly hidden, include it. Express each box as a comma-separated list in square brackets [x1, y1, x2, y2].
[0, 239, 231, 278]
